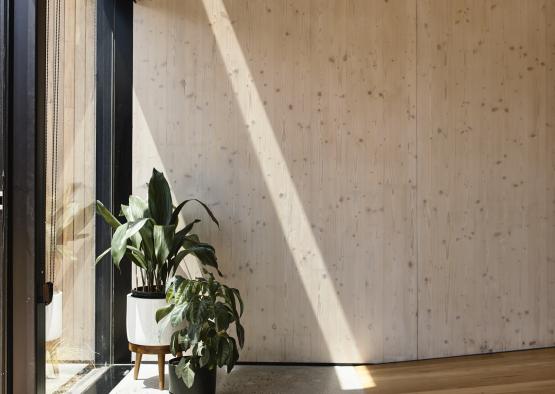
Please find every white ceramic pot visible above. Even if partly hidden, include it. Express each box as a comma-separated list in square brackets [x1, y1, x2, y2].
[126, 293, 176, 346]
[45, 291, 63, 342]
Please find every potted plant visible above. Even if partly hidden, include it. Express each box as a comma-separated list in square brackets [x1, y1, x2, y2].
[156, 274, 245, 394]
[96, 168, 220, 346]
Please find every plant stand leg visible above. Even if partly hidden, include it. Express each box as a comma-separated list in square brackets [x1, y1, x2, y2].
[128, 343, 170, 389]
[134, 352, 142, 380]
[157, 354, 165, 390]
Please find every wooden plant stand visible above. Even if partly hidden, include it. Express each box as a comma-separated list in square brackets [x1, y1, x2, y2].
[129, 343, 173, 390]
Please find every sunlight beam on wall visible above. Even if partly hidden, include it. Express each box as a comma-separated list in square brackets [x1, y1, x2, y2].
[202, 0, 363, 363]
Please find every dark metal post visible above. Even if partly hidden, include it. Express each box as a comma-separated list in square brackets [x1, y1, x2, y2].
[0, 0, 7, 391]
[9, 0, 47, 392]
[113, 0, 133, 364]
[96, 0, 133, 365]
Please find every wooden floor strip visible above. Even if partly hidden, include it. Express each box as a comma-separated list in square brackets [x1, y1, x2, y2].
[360, 349, 555, 393]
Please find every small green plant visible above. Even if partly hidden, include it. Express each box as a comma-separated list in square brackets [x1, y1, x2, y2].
[156, 274, 245, 388]
[96, 168, 221, 293]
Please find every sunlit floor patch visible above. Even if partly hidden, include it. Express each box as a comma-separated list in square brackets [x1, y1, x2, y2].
[334, 366, 376, 391]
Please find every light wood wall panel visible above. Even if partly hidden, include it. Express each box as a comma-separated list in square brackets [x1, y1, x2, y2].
[133, 0, 555, 363]
[45, 0, 96, 362]
[133, 0, 417, 363]
[417, 0, 555, 358]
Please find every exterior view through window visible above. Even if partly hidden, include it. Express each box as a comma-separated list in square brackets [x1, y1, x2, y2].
[44, 0, 97, 392]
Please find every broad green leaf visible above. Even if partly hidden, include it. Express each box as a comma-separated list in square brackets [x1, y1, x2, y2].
[170, 199, 220, 227]
[96, 200, 121, 229]
[183, 236, 215, 252]
[120, 204, 130, 220]
[232, 288, 244, 317]
[166, 276, 186, 303]
[187, 299, 200, 325]
[154, 224, 176, 265]
[190, 247, 222, 276]
[126, 248, 148, 270]
[187, 323, 201, 345]
[177, 359, 195, 388]
[177, 328, 191, 350]
[118, 202, 148, 251]
[95, 248, 111, 264]
[171, 329, 189, 354]
[155, 303, 175, 323]
[170, 304, 187, 327]
[125, 249, 146, 270]
[186, 234, 200, 243]
[199, 346, 210, 368]
[170, 331, 180, 354]
[148, 169, 173, 225]
[129, 195, 149, 220]
[111, 224, 129, 268]
[226, 337, 239, 373]
[128, 217, 149, 249]
[223, 287, 238, 317]
[236, 322, 245, 348]
[110, 219, 148, 269]
[214, 303, 233, 332]
[196, 299, 211, 324]
[139, 219, 155, 267]
[126, 218, 149, 239]
[217, 337, 231, 368]
[175, 281, 193, 305]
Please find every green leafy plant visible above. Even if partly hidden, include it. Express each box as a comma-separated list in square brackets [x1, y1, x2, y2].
[96, 168, 221, 293]
[156, 274, 245, 388]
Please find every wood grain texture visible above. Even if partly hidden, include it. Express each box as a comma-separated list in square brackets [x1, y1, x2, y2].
[331, 349, 555, 394]
[133, 0, 417, 363]
[45, 0, 96, 362]
[133, 0, 555, 363]
[417, 0, 555, 358]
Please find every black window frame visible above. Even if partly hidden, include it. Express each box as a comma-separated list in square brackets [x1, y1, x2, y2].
[3, 0, 133, 392]
[96, 0, 133, 366]
[8, 0, 46, 391]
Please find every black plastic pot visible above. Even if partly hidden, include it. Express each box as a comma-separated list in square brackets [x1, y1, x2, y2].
[168, 357, 217, 394]
[131, 285, 165, 299]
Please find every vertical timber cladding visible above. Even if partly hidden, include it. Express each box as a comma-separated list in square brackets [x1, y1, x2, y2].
[417, 0, 555, 358]
[133, 0, 417, 363]
[44, 0, 97, 361]
[132, 0, 555, 362]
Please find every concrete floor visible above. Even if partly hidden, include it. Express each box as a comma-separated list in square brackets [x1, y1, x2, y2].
[110, 364, 359, 394]
[108, 349, 555, 394]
